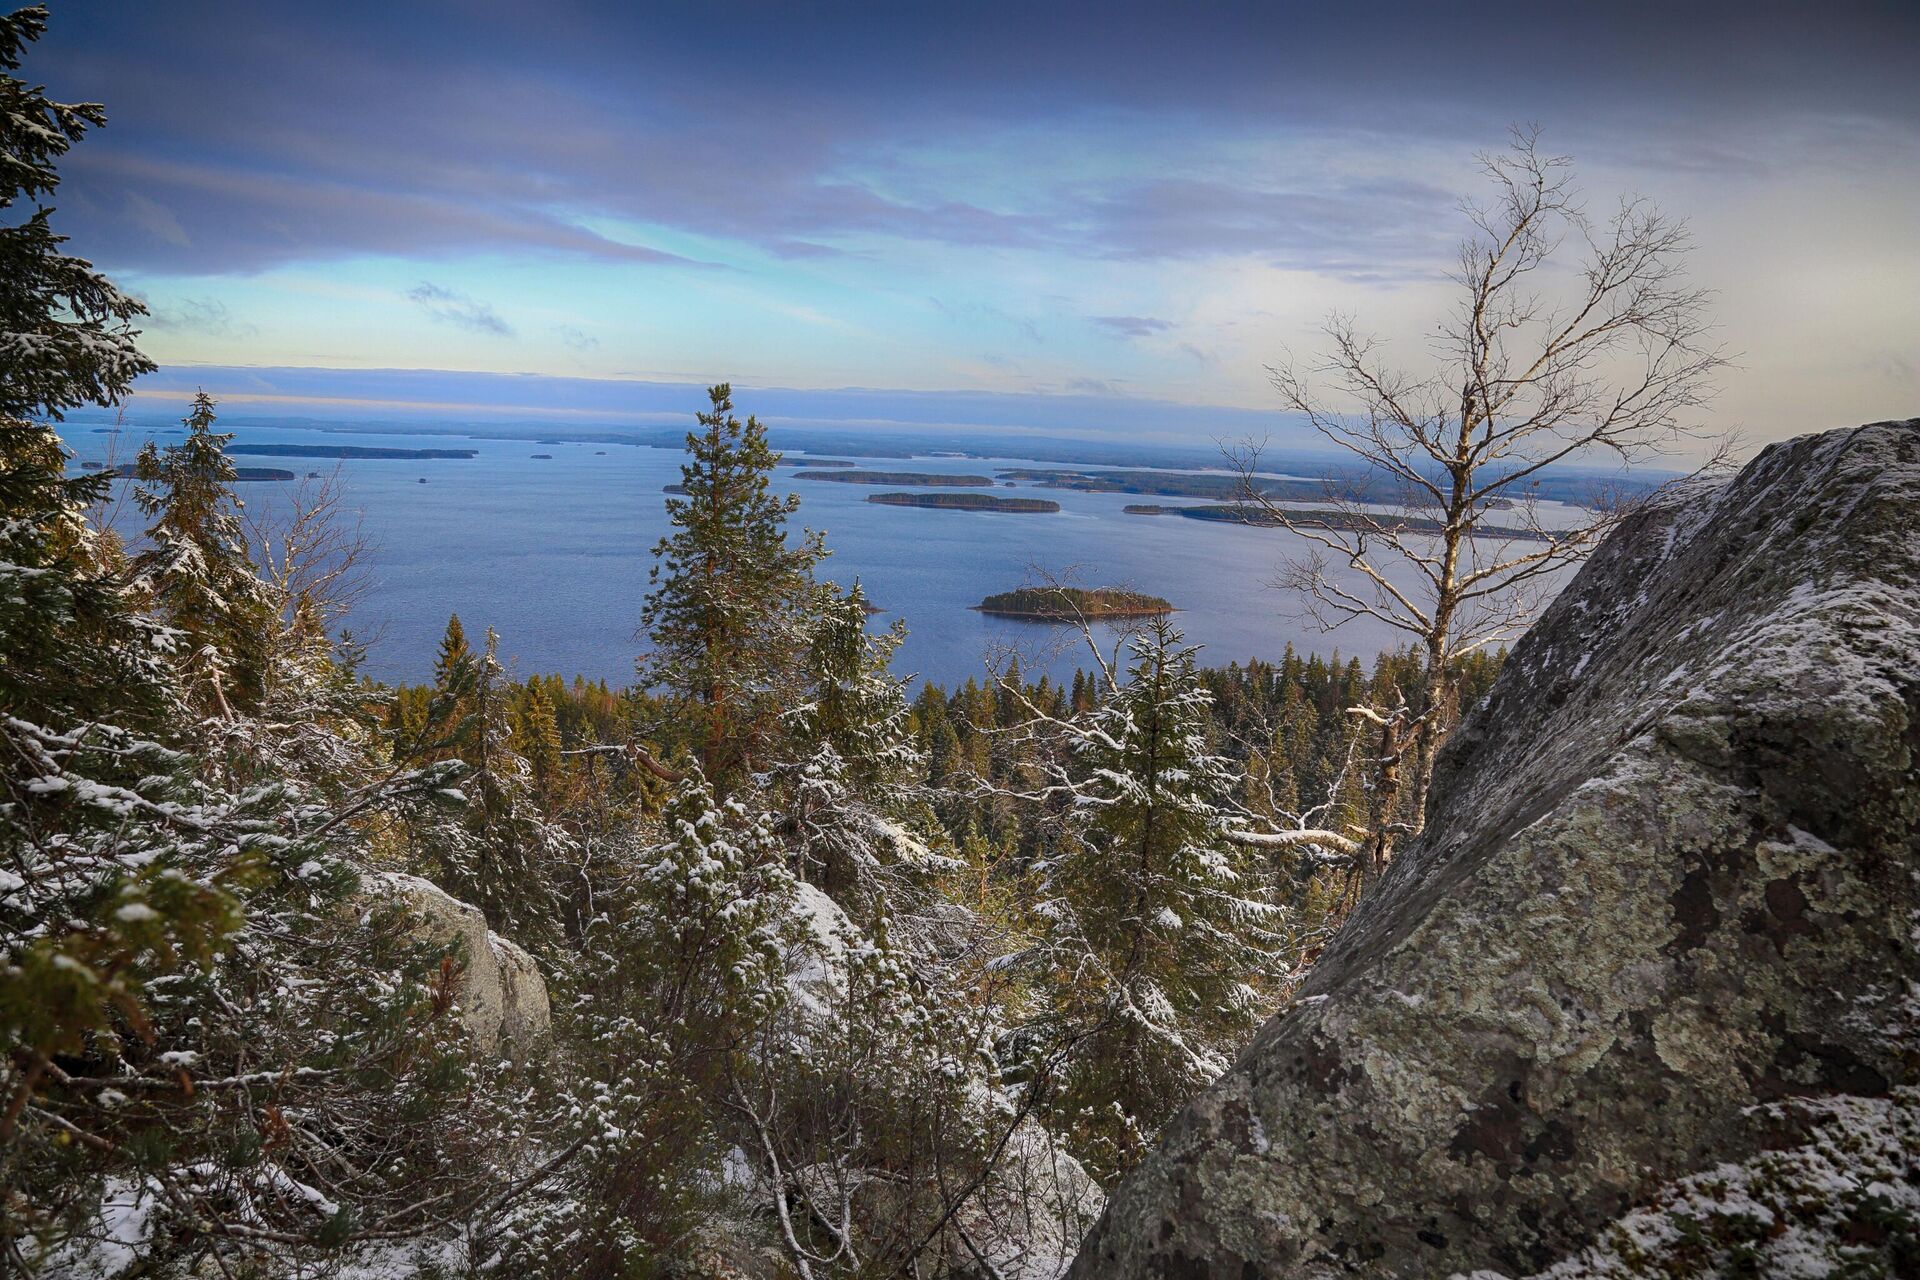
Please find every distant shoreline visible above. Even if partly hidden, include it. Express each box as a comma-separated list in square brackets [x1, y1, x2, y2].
[798, 469, 994, 486]
[229, 443, 478, 460]
[867, 492, 1059, 513]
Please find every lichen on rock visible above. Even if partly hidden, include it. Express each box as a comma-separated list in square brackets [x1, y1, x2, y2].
[1069, 420, 1920, 1277]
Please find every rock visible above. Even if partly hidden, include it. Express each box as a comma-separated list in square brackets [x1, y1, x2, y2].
[1069, 421, 1920, 1277]
[358, 871, 552, 1057]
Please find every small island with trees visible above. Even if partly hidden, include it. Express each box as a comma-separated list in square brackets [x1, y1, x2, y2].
[867, 492, 1059, 513]
[974, 586, 1176, 620]
[797, 469, 994, 486]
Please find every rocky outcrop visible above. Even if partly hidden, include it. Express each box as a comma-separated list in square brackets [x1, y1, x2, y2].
[358, 871, 552, 1057]
[1070, 421, 1920, 1277]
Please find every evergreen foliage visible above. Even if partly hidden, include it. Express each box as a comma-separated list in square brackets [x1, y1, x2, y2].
[638, 382, 825, 785]
[1, 13, 1529, 1271]
[1020, 619, 1286, 1183]
[130, 392, 278, 715]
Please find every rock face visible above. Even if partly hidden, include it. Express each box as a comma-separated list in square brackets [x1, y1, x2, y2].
[1070, 421, 1920, 1277]
[360, 871, 552, 1057]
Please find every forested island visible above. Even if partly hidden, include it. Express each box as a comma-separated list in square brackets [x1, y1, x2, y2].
[1158, 503, 1554, 540]
[100, 462, 295, 482]
[1005, 467, 1573, 508]
[975, 586, 1175, 619]
[867, 491, 1060, 512]
[228, 443, 478, 459]
[796, 468, 994, 485]
[999, 467, 1351, 502]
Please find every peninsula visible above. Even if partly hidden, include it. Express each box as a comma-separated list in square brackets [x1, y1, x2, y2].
[797, 469, 994, 486]
[866, 492, 1058, 513]
[228, 444, 478, 460]
[1170, 503, 1553, 541]
[974, 586, 1175, 620]
[105, 464, 294, 482]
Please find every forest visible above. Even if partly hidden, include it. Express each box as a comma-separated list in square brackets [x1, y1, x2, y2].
[3, 6, 1757, 1276]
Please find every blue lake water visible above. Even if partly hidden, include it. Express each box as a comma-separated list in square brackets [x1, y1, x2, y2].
[61, 413, 1570, 690]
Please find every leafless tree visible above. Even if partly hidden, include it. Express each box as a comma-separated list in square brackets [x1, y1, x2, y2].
[246, 466, 372, 649]
[1239, 127, 1729, 870]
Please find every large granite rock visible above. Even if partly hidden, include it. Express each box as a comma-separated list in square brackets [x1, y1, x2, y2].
[1070, 421, 1920, 1277]
[358, 870, 552, 1057]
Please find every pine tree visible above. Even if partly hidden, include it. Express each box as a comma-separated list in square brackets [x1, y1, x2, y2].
[520, 679, 566, 810]
[1027, 618, 1286, 1184]
[130, 393, 278, 716]
[434, 612, 471, 688]
[436, 628, 567, 949]
[639, 383, 824, 785]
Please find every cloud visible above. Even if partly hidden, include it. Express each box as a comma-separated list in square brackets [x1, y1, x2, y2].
[406, 283, 513, 336]
[123, 191, 189, 247]
[556, 324, 598, 351]
[37, 0, 1920, 287]
[1863, 348, 1916, 385]
[145, 296, 258, 338]
[1093, 314, 1173, 338]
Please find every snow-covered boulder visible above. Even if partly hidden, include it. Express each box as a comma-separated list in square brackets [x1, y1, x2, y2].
[1071, 420, 1920, 1276]
[356, 871, 551, 1057]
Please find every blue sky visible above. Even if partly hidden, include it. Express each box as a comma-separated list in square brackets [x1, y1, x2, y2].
[33, 1, 1920, 451]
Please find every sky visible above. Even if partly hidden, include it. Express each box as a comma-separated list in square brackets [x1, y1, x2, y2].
[30, 0, 1920, 454]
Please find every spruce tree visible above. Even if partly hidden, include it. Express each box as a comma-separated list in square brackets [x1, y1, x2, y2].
[1029, 618, 1286, 1183]
[424, 628, 567, 949]
[0, 4, 158, 727]
[639, 383, 824, 784]
[130, 392, 277, 716]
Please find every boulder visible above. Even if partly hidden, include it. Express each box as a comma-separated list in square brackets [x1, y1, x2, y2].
[1069, 420, 1920, 1277]
[359, 871, 552, 1057]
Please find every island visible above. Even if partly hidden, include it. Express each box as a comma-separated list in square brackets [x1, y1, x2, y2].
[787, 459, 858, 468]
[531, 453, 554, 459]
[1123, 503, 1180, 515]
[103, 464, 294, 482]
[797, 469, 994, 486]
[996, 467, 1354, 502]
[974, 586, 1175, 620]
[227, 444, 478, 460]
[866, 492, 1058, 513]
[1173, 504, 1552, 541]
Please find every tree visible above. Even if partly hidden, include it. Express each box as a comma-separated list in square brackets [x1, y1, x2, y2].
[416, 626, 567, 949]
[0, 3, 158, 728]
[0, 6, 152, 426]
[131, 392, 278, 717]
[1017, 619, 1287, 1182]
[1244, 127, 1725, 869]
[639, 383, 825, 785]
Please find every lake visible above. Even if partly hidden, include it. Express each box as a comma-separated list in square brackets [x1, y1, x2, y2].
[61, 412, 1577, 690]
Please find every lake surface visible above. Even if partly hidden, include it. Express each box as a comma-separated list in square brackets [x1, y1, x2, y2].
[62, 413, 1577, 690]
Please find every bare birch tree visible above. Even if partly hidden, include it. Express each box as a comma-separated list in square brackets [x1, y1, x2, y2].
[1240, 127, 1727, 871]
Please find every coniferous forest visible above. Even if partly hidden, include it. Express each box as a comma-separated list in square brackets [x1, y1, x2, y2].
[20, 5, 1912, 1278]
[0, 14, 1505, 1270]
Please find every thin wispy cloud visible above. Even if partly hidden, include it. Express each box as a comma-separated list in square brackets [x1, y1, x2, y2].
[406, 283, 513, 337]
[146, 296, 257, 338]
[1093, 315, 1173, 338]
[38, 1, 1919, 444]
